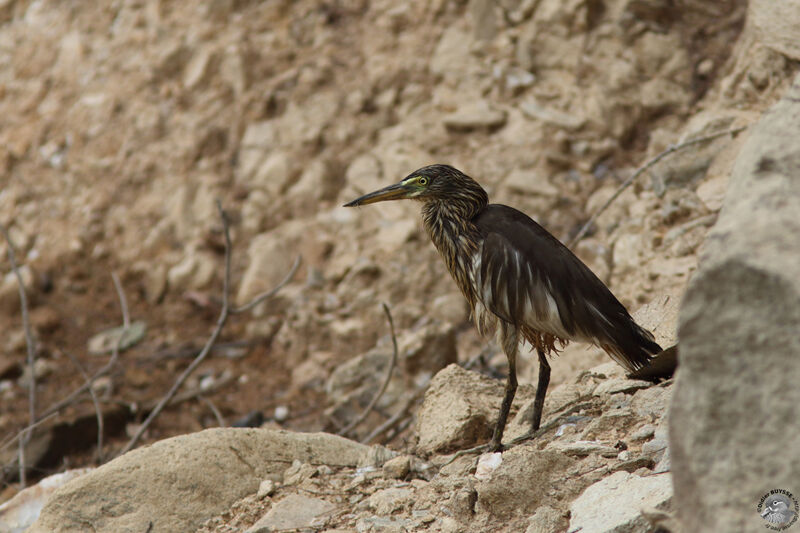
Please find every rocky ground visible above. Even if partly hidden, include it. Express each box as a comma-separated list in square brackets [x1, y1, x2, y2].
[1, 0, 799, 531]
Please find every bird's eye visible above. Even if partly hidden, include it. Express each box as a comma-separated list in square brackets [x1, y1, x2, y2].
[418, 177, 428, 186]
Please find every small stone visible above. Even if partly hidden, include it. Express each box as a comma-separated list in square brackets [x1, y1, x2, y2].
[631, 424, 657, 441]
[87, 321, 147, 355]
[520, 99, 585, 130]
[568, 471, 673, 533]
[367, 487, 413, 515]
[548, 440, 619, 458]
[256, 479, 275, 499]
[443, 101, 507, 131]
[593, 378, 652, 396]
[474, 452, 502, 480]
[525, 505, 567, 533]
[246, 494, 335, 533]
[382, 455, 411, 479]
[274, 405, 289, 422]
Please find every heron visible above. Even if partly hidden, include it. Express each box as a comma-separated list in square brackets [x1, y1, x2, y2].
[344, 164, 663, 451]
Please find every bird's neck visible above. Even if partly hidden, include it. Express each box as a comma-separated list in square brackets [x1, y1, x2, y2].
[421, 199, 485, 306]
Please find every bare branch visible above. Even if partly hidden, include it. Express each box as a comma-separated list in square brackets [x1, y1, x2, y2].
[63, 350, 105, 463]
[361, 381, 427, 445]
[1, 223, 36, 487]
[230, 255, 301, 314]
[0, 272, 131, 467]
[567, 125, 748, 249]
[119, 200, 297, 455]
[119, 200, 233, 456]
[111, 271, 130, 328]
[338, 302, 398, 438]
[200, 396, 226, 427]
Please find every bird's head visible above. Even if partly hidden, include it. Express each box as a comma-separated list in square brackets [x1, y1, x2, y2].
[343, 164, 488, 211]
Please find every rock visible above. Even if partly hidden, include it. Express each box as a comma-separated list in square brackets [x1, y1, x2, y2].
[430, 27, 476, 79]
[475, 447, 575, 517]
[256, 479, 275, 499]
[382, 455, 411, 479]
[30, 429, 379, 533]
[519, 99, 585, 131]
[593, 378, 652, 396]
[416, 364, 531, 454]
[0, 264, 34, 313]
[640, 426, 668, 461]
[750, 0, 800, 60]
[501, 167, 560, 197]
[547, 440, 619, 458]
[525, 505, 567, 533]
[443, 101, 507, 131]
[246, 494, 335, 533]
[367, 487, 413, 515]
[166, 250, 217, 292]
[236, 230, 298, 306]
[671, 75, 800, 533]
[568, 471, 672, 533]
[474, 452, 503, 481]
[0, 469, 92, 533]
[469, 0, 497, 41]
[87, 321, 147, 355]
[398, 322, 458, 376]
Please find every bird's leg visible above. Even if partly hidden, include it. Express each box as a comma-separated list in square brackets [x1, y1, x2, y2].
[531, 349, 551, 432]
[489, 324, 518, 452]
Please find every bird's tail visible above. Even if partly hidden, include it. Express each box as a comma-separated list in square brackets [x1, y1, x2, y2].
[600, 321, 662, 374]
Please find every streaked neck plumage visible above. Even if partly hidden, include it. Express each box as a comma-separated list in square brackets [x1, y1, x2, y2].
[420, 186, 488, 308]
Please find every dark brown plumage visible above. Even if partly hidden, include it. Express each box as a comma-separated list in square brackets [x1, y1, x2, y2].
[345, 164, 663, 451]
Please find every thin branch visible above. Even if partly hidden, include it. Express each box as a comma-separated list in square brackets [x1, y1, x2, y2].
[361, 381, 428, 444]
[0, 273, 131, 469]
[1, 223, 36, 488]
[119, 201, 233, 456]
[63, 350, 105, 463]
[338, 302, 398, 438]
[112, 271, 130, 328]
[200, 396, 226, 427]
[119, 200, 294, 455]
[230, 255, 301, 314]
[567, 125, 748, 248]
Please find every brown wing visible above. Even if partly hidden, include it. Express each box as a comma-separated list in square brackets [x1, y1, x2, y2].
[473, 204, 660, 371]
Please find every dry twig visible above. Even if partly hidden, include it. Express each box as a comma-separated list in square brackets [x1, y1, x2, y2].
[0, 271, 131, 476]
[567, 125, 748, 248]
[338, 302, 399, 438]
[1, 223, 37, 487]
[63, 350, 105, 462]
[361, 380, 428, 445]
[119, 201, 298, 455]
[200, 396, 226, 427]
[230, 255, 300, 314]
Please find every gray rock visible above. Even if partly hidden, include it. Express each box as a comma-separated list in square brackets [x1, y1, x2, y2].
[382, 455, 411, 479]
[29, 429, 378, 533]
[593, 378, 652, 396]
[568, 471, 672, 533]
[475, 447, 575, 518]
[246, 494, 336, 533]
[525, 505, 567, 533]
[519, 99, 586, 131]
[416, 364, 532, 454]
[671, 74, 800, 532]
[750, 0, 800, 60]
[443, 101, 507, 131]
[548, 440, 619, 458]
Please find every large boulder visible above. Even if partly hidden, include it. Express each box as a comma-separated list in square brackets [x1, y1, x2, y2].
[671, 74, 800, 531]
[30, 428, 389, 533]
